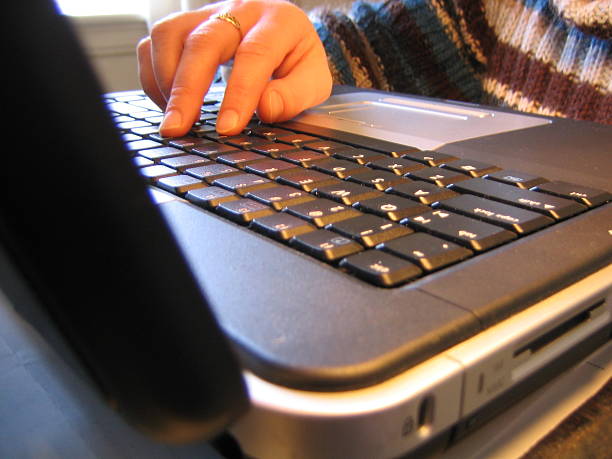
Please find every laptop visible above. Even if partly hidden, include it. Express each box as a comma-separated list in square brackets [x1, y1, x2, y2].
[1, 1, 610, 457]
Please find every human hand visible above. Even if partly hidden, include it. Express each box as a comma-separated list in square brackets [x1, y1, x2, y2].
[137, 0, 332, 137]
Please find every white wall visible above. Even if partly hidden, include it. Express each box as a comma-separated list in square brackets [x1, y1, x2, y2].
[69, 15, 149, 92]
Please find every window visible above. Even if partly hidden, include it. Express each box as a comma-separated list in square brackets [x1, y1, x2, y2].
[54, 0, 149, 16]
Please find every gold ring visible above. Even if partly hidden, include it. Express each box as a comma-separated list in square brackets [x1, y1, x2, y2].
[212, 12, 242, 37]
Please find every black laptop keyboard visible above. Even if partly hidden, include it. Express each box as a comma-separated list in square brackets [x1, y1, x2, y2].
[105, 89, 611, 288]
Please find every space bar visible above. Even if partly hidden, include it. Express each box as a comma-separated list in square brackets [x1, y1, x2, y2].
[450, 178, 587, 220]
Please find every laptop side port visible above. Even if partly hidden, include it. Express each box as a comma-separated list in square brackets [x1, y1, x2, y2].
[512, 299, 607, 380]
[446, 265, 611, 419]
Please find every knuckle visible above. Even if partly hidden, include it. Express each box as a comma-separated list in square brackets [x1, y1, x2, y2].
[150, 12, 185, 40]
[183, 27, 217, 54]
[136, 37, 151, 55]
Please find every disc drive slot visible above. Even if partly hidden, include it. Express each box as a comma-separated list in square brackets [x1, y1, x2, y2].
[513, 300, 605, 360]
[510, 299, 608, 382]
[445, 266, 611, 418]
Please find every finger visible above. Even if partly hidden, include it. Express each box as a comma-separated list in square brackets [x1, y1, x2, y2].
[257, 41, 332, 123]
[136, 37, 167, 110]
[217, 5, 319, 135]
[149, 10, 211, 102]
[159, 13, 244, 137]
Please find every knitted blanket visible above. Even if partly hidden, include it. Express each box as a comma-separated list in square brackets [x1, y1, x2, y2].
[311, 0, 612, 124]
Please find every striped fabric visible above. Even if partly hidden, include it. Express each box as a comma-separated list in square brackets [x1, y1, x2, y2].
[311, 0, 612, 124]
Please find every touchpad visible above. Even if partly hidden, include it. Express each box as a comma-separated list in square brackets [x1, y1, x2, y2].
[294, 93, 550, 150]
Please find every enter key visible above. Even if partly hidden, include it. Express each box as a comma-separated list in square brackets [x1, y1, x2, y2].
[436, 195, 555, 235]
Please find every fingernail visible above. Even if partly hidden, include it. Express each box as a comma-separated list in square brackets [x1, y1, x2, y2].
[267, 90, 284, 121]
[160, 109, 182, 135]
[216, 109, 240, 134]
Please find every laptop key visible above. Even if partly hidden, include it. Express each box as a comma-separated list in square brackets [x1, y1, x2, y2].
[201, 131, 233, 143]
[116, 119, 152, 131]
[450, 178, 587, 220]
[368, 157, 426, 175]
[340, 250, 422, 287]
[279, 149, 328, 166]
[107, 101, 146, 115]
[216, 198, 276, 224]
[442, 159, 501, 177]
[122, 133, 142, 143]
[156, 174, 206, 195]
[303, 140, 354, 155]
[112, 114, 133, 124]
[145, 115, 164, 124]
[250, 126, 294, 141]
[198, 113, 217, 122]
[408, 167, 471, 186]
[131, 125, 160, 136]
[185, 164, 241, 183]
[132, 156, 154, 168]
[276, 133, 320, 147]
[212, 173, 275, 195]
[379, 145, 420, 158]
[251, 213, 316, 241]
[533, 181, 612, 208]
[245, 159, 301, 178]
[347, 170, 410, 190]
[379, 233, 473, 271]
[285, 199, 362, 227]
[276, 170, 339, 192]
[291, 229, 363, 262]
[217, 151, 268, 168]
[251, 142, 300, 158]
[404, 209, 516, 251]
[224, 135, 269, 150]
[125, 139, 164, 151]
[130, 110, 162, 120]
[161, 154, 211, 171]
[316, 182, 382, 205]
[139, 164, 178, 182]
[137, 146, 184, 161]
[333, 148, 387, 164]
[168, 136, 215, 151]
[313, 159, 370, 179]
[247, 185, 316, 210]
[190, 124, 218, 137]
[328, 214, 413, 247]
[485, 170, 547, 189]
[185, 186, 239, 208]
[402, 150, 459, 166]
[191, 142, 241, 159]
[435, 195, 554, 234]
[387, 181, 459, 205]
[356, 195, 429, 221]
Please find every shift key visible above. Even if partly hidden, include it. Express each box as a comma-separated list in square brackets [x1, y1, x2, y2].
[451, 178, 587, 220]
